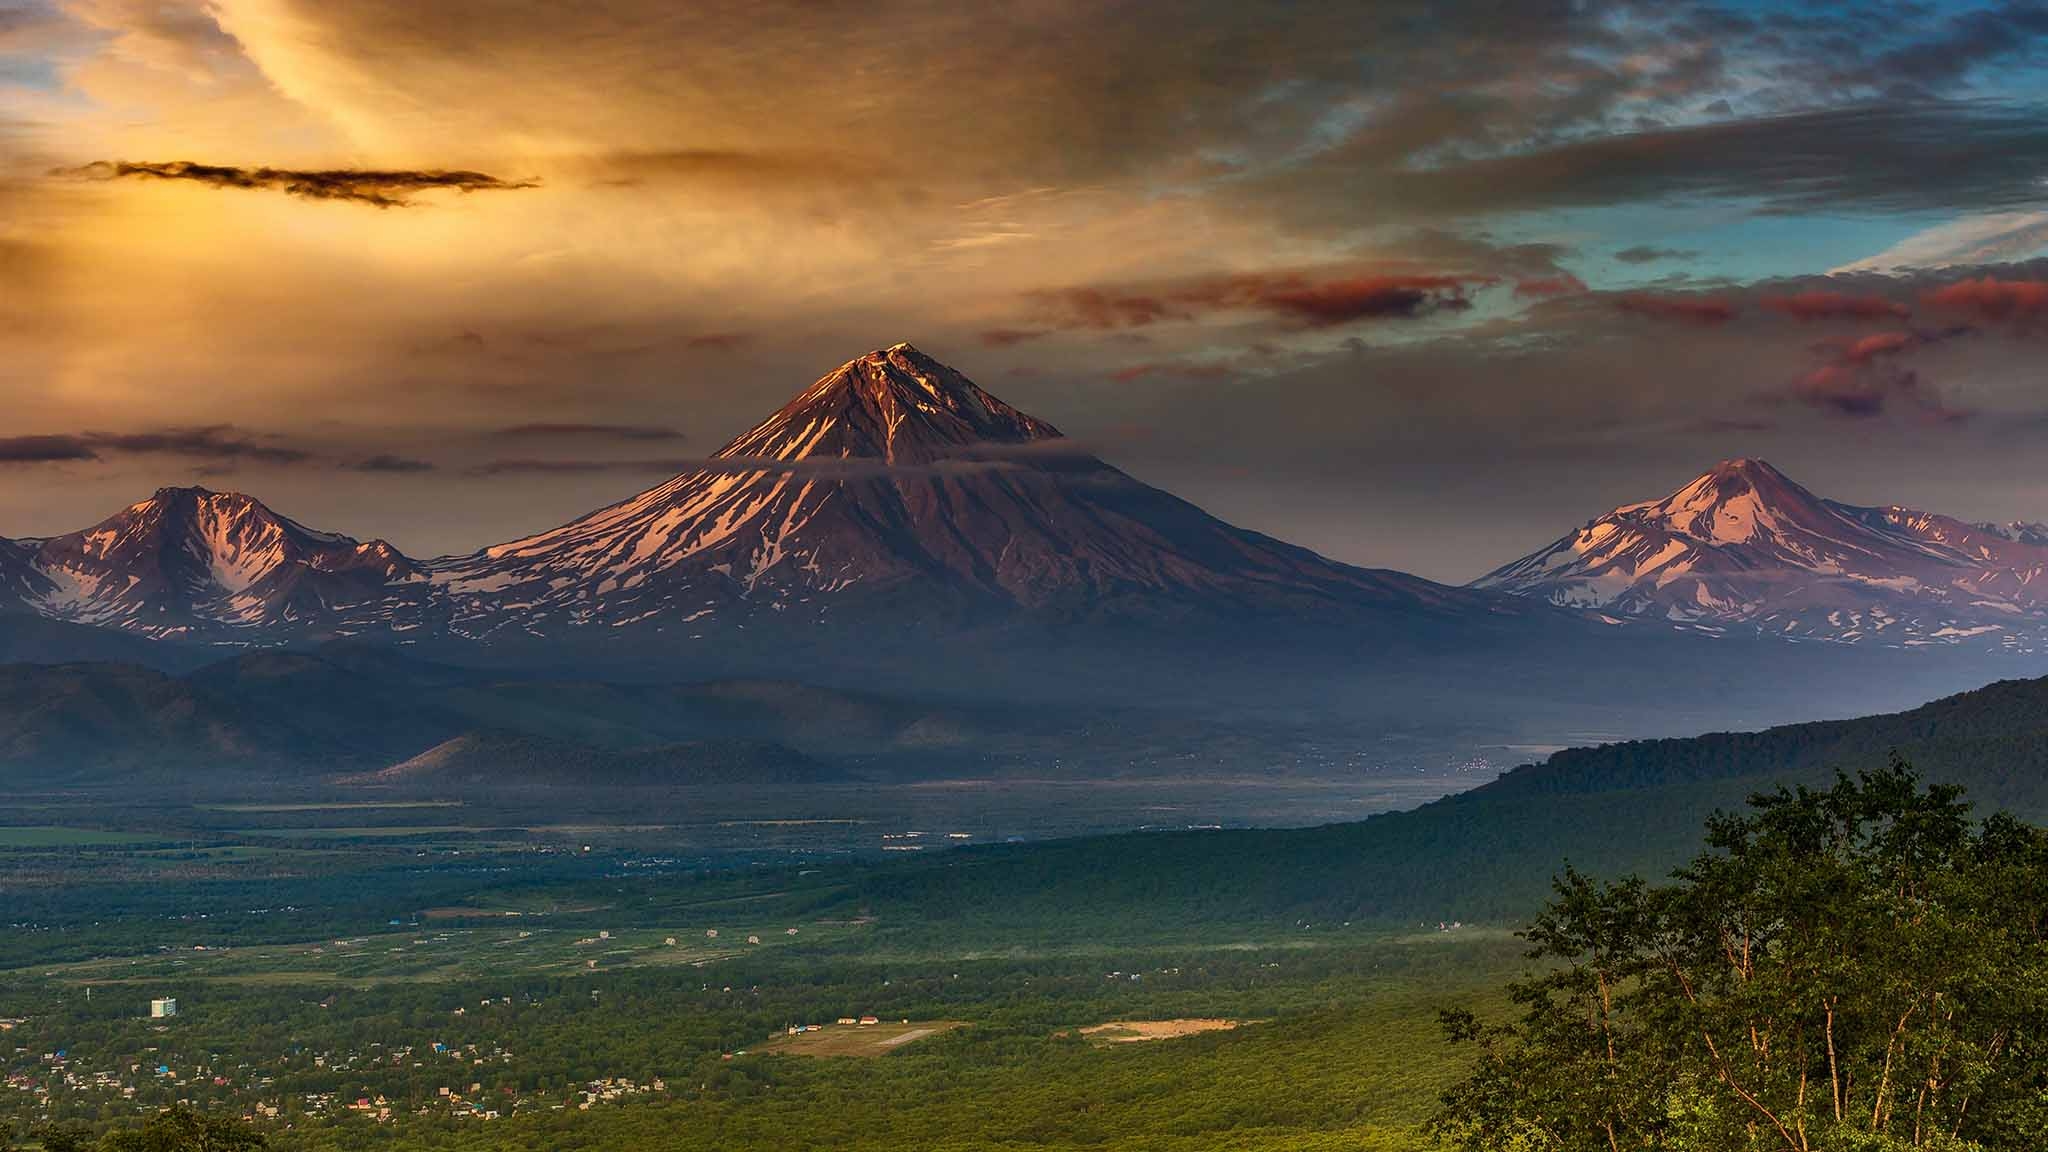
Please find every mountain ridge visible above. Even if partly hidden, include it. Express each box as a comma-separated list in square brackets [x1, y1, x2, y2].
[1477, 457, 2048, 649]
[1, 486, 436, 641]
[2, 355, 2043, 664]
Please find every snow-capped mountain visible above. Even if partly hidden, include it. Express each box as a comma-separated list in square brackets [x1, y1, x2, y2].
[2, 487, 435, 640]
[1477, 459, 2048, 649]
[434, 343, 1473, 635]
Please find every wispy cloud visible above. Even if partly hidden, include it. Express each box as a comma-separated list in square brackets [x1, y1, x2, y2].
[343, 453, 438, 473]
[54, 161, 536, 207]
[1613, 245, 1698, 265]
[0, 435, 99, 464]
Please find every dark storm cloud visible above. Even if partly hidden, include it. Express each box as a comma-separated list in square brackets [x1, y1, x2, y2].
[1030, 271, 1489, 333]
[0, 426, 441, 471]
[85, 425, 311, 464]
[0, 434, 97, 464]
[1260, 101, 2048, 225]
[342, 454, 438, 474]
[1820, 1, 2048, 95]
[1614, 246, 1699, 265]
[54, 161, 535, 207]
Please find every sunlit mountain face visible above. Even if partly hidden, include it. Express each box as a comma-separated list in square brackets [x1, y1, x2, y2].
[1481, 459, 2048, 649]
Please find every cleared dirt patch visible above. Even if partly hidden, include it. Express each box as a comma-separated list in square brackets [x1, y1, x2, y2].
[1078, 1018, 1244, 1043]
[756, 1020, 962, 1057]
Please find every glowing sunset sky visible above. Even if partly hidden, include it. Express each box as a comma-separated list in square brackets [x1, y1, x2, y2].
[3, 0, 2046, 579]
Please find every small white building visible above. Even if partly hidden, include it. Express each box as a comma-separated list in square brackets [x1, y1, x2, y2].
[150, 998, 178, 1019]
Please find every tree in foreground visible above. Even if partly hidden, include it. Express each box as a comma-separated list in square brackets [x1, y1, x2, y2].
[1433, 758, 2048, 1151]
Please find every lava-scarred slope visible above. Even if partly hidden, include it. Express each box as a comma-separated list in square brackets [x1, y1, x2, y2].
[434, 343, 1483, 636]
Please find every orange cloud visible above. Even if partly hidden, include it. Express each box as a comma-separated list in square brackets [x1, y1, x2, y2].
[1922, 278, 2048, 322]
[1611, 292, 1738, 326]
[1759, 290, 1909, 321]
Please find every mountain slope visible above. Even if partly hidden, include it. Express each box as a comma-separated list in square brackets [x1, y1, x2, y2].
[1477, 458, 2048, 649]
[14, 488, 437, 641]
[434, 343, 1482, 635]
[0, 662, 294, 782]
[844, 671, 2048, 937]
[0, 537, 52, 608]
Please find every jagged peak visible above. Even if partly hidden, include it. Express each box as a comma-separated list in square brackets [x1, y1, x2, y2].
[138, 486, 276, 514]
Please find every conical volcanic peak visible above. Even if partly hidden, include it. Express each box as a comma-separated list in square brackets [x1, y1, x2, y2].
[1479, 458, 2048, 646]
[718, 343, 1065, 467]
[1620, 458, 1841, 548]
[435, 343, 1464, 633]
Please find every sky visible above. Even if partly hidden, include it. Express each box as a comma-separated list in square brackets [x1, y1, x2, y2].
[2, 0, 2047, 583]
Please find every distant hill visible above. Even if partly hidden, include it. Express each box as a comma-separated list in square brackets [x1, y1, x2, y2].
[339, 730, 837, 791]
[846, 672, 2048, 937]
[0, 661, 285, 783]
[0, 648, 962, 785]
[0, 645, 1291, 788]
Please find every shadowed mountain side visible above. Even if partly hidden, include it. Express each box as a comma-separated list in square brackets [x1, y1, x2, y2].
[0, 662, 302, 784]
[0, 612, 212, 672]
[837, 672, 2048, 937]
[0, 651, 966, 785]
[0, 625, 2042, 793]
[397, 604, 2048, 747]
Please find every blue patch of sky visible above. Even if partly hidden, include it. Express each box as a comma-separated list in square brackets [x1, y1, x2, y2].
[1487, 203, 1996, 287]
[0, 55, 59, 91]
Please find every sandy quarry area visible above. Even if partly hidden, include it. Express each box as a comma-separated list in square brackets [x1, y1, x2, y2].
[1077, 1018, 1244, 1043]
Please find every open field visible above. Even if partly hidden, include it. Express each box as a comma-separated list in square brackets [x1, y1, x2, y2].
[0, 826, 162, 847]
[755, 1020, 965, 1057]
[0, 786, 1530, 1152]
[197, 801, 468, 813]
[1078, 1018, 1246, 1043]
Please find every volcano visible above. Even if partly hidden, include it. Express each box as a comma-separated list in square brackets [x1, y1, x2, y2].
[433, 343, 1480, 636]
[1477, 458, 2048, 649]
